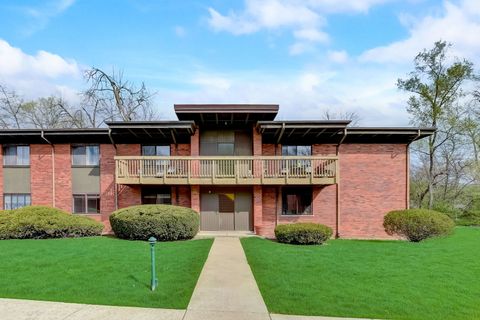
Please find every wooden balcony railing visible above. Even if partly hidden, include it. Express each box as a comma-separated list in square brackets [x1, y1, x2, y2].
[115, 156, 338, 185]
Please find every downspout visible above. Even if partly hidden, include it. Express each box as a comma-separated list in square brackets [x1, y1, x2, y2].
[108, 128, 118, 210]
[335, 128, 347, 238]
[41, 131, 55, 207]
[406, 129, 421, 209]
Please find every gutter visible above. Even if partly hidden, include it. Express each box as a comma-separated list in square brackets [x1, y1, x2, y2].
[41, 131, 55, 207]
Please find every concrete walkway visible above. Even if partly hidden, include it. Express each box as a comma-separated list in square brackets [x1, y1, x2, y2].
[184, 236, 270, 320]
[0, 298, 185, 320]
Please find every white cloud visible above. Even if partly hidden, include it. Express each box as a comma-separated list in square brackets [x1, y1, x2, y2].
[0, 39, 82, 100]
[327, 50, 349, 63]
[207, 0, 389, 54]
[153, 65, 410, 127]
[20, 0, 76, 34]
[360, 0, 480, 64]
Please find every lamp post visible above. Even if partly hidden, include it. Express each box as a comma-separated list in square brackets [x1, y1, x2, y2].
[148, 236, 158, 291]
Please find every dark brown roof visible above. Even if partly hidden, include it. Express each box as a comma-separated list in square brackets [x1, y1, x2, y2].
[257, 121, 435, 144]
[174, 104, 279, 128]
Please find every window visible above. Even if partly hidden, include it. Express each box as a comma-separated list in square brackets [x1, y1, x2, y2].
[3, 145, 29, 166]
[72, 145, 99, 166]
[142, 145, 170, 156]
[4, 194, 31, 210]
[282, 187, 312, 215]
[73, 194, 100, 214]
[142, 187, 171, 205]
[219, 193, 235, 212]
[282, 145, 312, 156]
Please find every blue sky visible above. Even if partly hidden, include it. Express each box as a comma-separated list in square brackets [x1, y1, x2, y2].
[0, 0, 479, 125]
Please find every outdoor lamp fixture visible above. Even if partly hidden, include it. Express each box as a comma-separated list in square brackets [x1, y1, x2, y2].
[149, 236, 158, 291]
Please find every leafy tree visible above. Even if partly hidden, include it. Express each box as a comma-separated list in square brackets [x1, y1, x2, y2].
[398, 40, 475, 208]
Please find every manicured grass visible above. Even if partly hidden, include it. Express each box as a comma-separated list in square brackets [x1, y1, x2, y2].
[242, 227, 480, 320]
[0, 237, 213, 309]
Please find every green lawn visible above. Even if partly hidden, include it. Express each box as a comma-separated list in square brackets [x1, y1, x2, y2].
[0, 237, 213, 309]
[241, 227, 480, 320]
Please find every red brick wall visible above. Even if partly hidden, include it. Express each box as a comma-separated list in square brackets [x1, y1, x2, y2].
[100, 144, 116, 232]
[171, 144, 190, 156]
[54, 145, 72, 212]
[191, 130, 200, 156]
[262, 144, 275, 156]
[277, 185, 337, 233]
[191, 185, 200, 212]
[117, 144, 141, 208]
[0, 145, 3, 209]
[253, 127, 262, 156]
[260, 186, 277, 237]
[256, 185, 338, 237]
[176, 186, 191, 207]
[313, 144, 336, 155]
[31, 144, 53, 206]
[339, 144, 407, 238]
[253, 185, 263, 234]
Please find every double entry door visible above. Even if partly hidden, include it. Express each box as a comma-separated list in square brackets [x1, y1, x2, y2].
[200, 188, 252, 231]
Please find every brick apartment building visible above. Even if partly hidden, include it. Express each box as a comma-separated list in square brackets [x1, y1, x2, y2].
[0, 105, 434, 238]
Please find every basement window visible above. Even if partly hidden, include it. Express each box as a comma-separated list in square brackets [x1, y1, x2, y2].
[281, 187, 312, 215]
[3, 145, 30, 166]
[72, 145, 99, 166]
[73, 194, 100, 214]
[4, 193, 31, 210]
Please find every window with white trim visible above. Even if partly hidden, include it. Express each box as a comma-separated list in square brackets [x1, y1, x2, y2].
[3, 145, 30, 166]
[281, 187, 312, 215]
[73, 194, 100, 214]
[4, 194, 31, 210]
[72, 145, 99, 166]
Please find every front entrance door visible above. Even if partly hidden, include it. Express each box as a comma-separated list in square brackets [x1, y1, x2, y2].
[200, 188, 252, 231]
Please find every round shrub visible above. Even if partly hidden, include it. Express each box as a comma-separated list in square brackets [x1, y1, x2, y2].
[275, 223, 332, 245]
[109, 204, 199, 241]
[384, 209, 455, 242]
[0, 206, 103, 239]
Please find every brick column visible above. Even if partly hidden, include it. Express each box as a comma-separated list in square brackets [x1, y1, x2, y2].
[253, 126, 262, 155]
[253, 185, 263, 235]
[191, 129, 200, 156]
[191, 185, 200, 212]
[100, 144, 116, 225]
[0, 145, 3, 209]
[117, 144, 141, 208]
[54, 145, 72, 212]
[31, 144, 54, 206]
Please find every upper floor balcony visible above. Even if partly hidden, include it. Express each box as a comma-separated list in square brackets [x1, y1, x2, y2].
[115, 156, 338, 185]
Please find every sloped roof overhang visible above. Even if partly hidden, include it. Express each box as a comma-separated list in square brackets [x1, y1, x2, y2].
[257, 121, 435, 144]
[175, 104, 279, 128]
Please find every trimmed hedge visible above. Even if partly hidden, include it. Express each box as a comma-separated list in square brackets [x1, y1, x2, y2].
[384, 209, 455, 242]
[109, 204, 199, 241]
[0, 206, 103, 239]
[275, 223, 332, 245]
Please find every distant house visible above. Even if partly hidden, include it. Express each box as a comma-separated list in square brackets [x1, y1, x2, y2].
[0, 104, 434, 238]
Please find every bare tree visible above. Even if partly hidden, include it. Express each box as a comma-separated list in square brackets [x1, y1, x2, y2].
[321, 110, 361, 126]
[82, 67, 157, 126]
[21, 96, 84, 129]
[0, 84, 25, 128]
